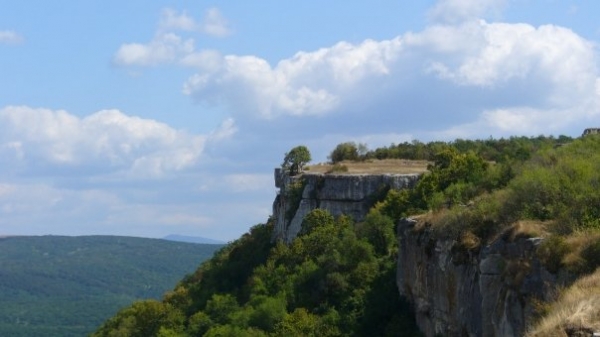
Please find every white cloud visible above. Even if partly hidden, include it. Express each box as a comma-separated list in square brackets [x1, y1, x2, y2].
[420, 22, 597, 89]
[181, 18, 599, 140]
[0, 106, 219, 177]
[183, 38, 402, 118]
[159, 8, 197, 32]
[180, 49, 223, 70]
[113, 7, 231, 66]
[0, 30, 23, 44]
[201, 8, 232, 37]
[113, 33, 194, 66]
[428, 0, 507, 24]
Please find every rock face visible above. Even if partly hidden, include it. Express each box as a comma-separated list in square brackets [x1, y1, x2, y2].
[396, 218, 557, 337]
[273, 169, 562, 336]
[272, 169, 419, 242]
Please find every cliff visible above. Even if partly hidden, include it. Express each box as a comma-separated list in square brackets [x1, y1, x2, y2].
[273, 168, 569, 337]
[397, 218, 557, 337]
[272, 168, 419, 242]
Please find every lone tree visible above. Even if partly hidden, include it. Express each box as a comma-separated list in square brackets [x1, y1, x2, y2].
[282, 145, 311, 176]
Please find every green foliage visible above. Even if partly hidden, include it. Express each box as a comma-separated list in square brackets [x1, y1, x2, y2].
[205, 294, 240, 325]
[536, 236, 571, 273]
[93, 300, 185, 337]
[374, 146, 490, 218]
[298, 208, 335, 236]
[273, 308, 330, 336]
[356, 210, 396, 257]
[327, 163, 349, 173]
[95, 207, 420, 337]
[497, 135, 600, 231]
[376, 189, 411, 221]
[179, 223, 274, 313]
[283, 145, 312, 175]
[329, 142, 360, 163]
[0, 236, 221, 337]
[364, 135, 571, 163]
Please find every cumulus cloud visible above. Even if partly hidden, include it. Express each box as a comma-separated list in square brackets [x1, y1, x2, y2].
[0, 106, 235, 177]
[183, 39, 402, 118]
[427, 0, 507, 24]
[0, 30, 23, 44]
[113, 33, 194, 66]
[181, 18, 599, 139]
[113, 8, 230, 66]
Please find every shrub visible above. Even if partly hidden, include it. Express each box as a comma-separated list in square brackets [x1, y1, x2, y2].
[327, 163, 348, 173]
[537, 236, 571, 273]
[329, 142, 359, 163]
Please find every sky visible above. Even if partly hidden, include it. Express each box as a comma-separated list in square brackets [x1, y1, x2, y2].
[1, 0, 600, 241]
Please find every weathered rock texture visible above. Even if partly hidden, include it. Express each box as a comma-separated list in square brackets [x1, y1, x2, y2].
[397, 218, 557, 337]
[272, 168, 419, 242]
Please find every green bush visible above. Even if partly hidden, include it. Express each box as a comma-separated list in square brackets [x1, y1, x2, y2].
[537, 236, 571, 274]
[327, 163, 349, 173]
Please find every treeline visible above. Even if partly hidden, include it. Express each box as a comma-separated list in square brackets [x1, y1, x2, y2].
[329, 135, 573, 163]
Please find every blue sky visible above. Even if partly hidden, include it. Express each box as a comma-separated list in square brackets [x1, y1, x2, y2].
[1, 0, 599, 241]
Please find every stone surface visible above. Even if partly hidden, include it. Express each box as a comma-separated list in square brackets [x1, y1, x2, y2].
[397, 219, 557, 337]
[272, 170, 419, 242]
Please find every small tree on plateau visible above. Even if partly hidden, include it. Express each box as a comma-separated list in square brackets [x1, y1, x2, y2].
[282, 145, 312, 176]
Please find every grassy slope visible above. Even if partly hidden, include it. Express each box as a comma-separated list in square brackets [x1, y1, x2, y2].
[0, 235, 223, 337]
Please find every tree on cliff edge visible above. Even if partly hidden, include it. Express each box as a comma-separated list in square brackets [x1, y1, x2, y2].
[282, 145, 311, 176]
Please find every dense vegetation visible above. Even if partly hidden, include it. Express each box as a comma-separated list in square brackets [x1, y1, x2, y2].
[94, 215, 420, 337]
[0, 236, 222, 337]
[95, 134, 600, 336]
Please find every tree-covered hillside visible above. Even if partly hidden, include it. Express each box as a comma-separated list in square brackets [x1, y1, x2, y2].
[0, 235, 222, 337]
[94, 134, 600, 336]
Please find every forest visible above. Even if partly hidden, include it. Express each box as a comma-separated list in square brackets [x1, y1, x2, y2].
[0, 236, 222, 337]
[94, 134, 600, 336]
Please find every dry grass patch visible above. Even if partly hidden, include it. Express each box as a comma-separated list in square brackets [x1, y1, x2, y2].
[526, 268, 600, 337]
[307, 159, 429, 175]
[563, 231, 600, 273]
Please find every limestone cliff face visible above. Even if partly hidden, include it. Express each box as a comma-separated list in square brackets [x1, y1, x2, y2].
[273, 169, 561, 337]
[397, 218, 557, 337]
[272, 168, 419, 242]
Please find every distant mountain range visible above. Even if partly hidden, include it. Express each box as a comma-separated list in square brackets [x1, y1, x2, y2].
[0, 235, 224, 337]
[163, 234, 226, 244]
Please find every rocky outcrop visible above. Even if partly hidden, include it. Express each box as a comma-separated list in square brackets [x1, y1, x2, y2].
[272, 169, 570, 336]
[272, 169, 419, 242]
[397, 218, 557, 337]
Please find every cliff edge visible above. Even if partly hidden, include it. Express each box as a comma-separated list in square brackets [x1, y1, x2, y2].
[272, 168, 419, 242]
[397, 218, 558, 337]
